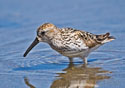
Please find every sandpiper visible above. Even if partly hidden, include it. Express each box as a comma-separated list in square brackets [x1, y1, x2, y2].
[23, 23, 115, 64]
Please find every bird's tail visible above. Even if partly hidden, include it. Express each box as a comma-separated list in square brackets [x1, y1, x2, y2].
[96, 32, 115, 44]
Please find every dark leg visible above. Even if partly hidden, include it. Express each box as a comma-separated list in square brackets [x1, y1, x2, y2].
[68, 57, 73, 63]
[63, 59, 74, 71]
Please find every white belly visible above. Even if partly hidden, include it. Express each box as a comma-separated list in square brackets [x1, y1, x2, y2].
[55, 44, 101, 58]
[50, 37, 101, 58]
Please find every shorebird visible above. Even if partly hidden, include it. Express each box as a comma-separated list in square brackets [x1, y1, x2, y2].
[23, 23, 115, 64]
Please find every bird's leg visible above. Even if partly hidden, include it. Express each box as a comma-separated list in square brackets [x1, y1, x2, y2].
[83, 57, 88, 65]
[68, 57, 73, 63]
[63, 58, 74, 71]
[68, 60, 74, 69]
[68, 58, 74, 69]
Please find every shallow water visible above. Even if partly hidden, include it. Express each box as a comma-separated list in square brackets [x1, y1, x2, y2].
[0, 0, 125, 88]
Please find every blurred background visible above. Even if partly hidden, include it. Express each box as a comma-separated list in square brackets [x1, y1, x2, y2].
[0, 0, 125, 88]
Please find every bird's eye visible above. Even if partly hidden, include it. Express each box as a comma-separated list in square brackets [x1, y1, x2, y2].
[41, 32, 45, 35]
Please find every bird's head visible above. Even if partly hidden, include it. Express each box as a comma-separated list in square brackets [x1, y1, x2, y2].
[23, 23, 59, 57]
[37, 23, 58, 42]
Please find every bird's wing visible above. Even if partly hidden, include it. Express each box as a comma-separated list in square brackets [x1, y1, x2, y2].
[60, 28, 97, 48]
[60, 28, 89, 50]
[79, 31, 114, 48]
[73, 30, 99, 48]
[60, 28, 115, 49]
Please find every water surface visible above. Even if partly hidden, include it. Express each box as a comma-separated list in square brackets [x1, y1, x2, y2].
[0, 0, 125, 88]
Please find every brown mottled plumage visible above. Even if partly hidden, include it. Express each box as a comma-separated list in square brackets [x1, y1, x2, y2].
[23, 23, 115, 64]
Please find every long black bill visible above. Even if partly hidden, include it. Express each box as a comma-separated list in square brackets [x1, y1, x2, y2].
[23, 37, 39, 57]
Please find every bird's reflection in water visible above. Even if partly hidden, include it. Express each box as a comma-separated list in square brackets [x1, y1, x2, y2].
[50, 62, 111, 88]
[24, 77, 36, 88]
[24, 62, 111, 88]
